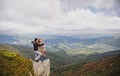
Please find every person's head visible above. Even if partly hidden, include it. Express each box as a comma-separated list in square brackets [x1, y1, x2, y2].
[38, 38, 42, 43]
[34, 38, 38, 42]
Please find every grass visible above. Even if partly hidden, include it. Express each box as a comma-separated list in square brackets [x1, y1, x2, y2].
[0, 49, 35, 76]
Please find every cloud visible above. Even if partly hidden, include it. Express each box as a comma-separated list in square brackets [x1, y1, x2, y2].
[115, 0, 120, 7]
[113, 0, 120, 16]
[61, 0, 119, 16]
[61, 0, 116, 11]
[61, 0, 95, 12]
[92, 0, 115, 9]
[0, 0, 120, 36]
[62, 9, 120, 34]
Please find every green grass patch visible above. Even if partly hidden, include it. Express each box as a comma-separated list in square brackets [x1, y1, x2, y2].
[0, 49, 35, 76]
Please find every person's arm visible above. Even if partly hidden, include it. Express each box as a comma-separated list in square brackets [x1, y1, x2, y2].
[38, 43, 44, 46]
[31, 41, 34, 43]
[31, 41, 35, 44]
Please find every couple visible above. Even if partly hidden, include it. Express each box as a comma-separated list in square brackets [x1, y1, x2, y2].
[32, 38, 46, 62]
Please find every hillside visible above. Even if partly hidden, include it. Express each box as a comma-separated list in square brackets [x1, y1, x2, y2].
[52, 54, 120, 76]
[0, 35, 120, 76]
[0, 43, 120, 67]
[0, 44, 20, 53]
[0, 50, 34, 76]
[0, 43, 72, 67]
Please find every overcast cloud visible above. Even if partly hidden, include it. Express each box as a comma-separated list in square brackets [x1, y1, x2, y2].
[0, 0, 120, 36]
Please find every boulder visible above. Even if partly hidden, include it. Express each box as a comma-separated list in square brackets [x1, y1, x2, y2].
[32, 59, 50, 76]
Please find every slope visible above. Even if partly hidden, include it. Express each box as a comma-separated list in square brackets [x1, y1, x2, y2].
[55, 53, 120, 76]
[0, 49, 34, 76]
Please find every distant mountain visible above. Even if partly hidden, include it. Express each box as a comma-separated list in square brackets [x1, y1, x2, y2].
[51, 53, 120, 76]
[45, 35, 81, 44]
[0, 34, 120, 53]
[0, 35, 15, 43]
[103, 37, 120, 47]
[0, 34, 113, 45]
[46, 35, 120, 56]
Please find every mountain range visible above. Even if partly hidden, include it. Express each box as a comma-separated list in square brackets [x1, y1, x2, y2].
[0, 34, 120, 76]
[0, 34, 120, 63]
[1, 45, 120, 76]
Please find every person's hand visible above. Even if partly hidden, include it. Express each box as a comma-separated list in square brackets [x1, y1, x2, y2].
[31, 41, 34, 43]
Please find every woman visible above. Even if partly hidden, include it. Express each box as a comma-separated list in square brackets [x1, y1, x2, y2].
[37, 38, 46, 62]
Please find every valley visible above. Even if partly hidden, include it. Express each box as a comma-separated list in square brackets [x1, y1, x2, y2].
[0, 34, 120, 76]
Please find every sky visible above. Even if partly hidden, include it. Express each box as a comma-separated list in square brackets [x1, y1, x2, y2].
[0, 0, 120, 36]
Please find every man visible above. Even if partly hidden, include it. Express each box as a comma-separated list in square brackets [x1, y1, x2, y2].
[31, 38, 44, 62]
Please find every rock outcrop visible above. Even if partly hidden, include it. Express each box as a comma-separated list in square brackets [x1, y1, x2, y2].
[32, 59, 50, 76]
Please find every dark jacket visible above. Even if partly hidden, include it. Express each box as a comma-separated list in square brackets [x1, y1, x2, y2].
[32, 42, 44, 51]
